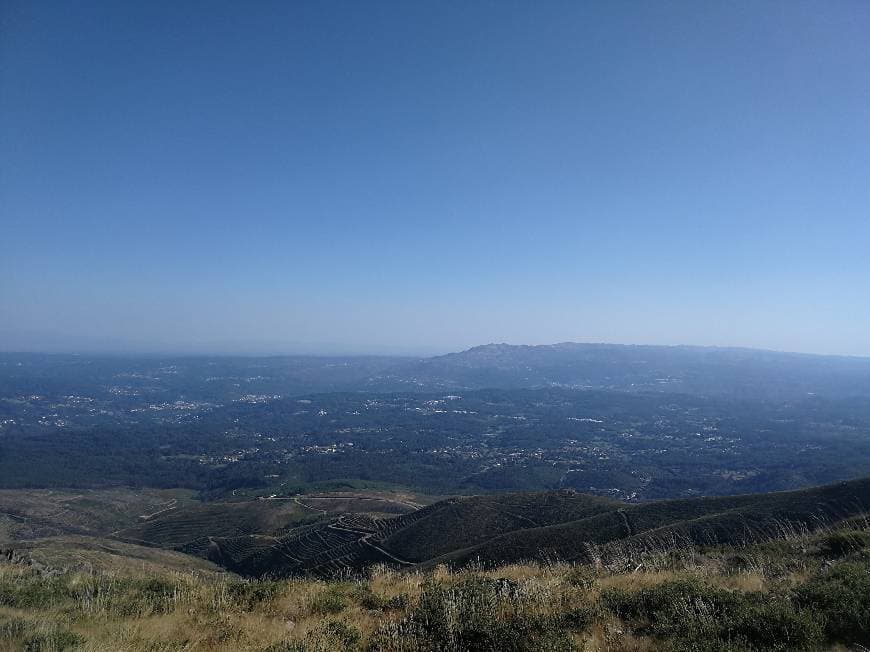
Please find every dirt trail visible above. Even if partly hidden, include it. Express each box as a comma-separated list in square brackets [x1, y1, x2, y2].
[326, 521, 413, 566]
[300, 495, 422, 510]
[292, 497, 329, 515]
[139, 499, 179, 520]
[617, 509, 635, 537]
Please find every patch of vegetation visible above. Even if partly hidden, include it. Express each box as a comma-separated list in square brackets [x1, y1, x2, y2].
[601, 576, 824, 651]
[264, 620, 361, 652]
[350, 584, 408, 611]
[369, 576, 580, 652]
[0, 483, 868, 651]
[814, 529, 870, 558]
[22, 628, 83, 652]
[309, 585, 348, 614]
[0, 550, 869, 651]
[0, 616, 82, 652]
[795, 561, 870, 644]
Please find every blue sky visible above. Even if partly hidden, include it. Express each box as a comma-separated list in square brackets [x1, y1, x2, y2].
[2, 1, 869, 355]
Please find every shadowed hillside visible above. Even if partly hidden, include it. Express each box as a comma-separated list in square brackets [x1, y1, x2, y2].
[2, 514, 869, 651]
[434, 477, 870, 569]
[125, 478, 870, 579]
[380, 492, 620, 562]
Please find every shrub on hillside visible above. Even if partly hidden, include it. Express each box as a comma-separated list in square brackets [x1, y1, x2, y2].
[309, 585, 347, 614]
[22, 629, 82, 652]
[601, 577, 824, 651]
[265, 620, 361, 652]
[0, 617, 26, 640]
[369, 576, 580, 652]
[226, 579, 283, 611]
[351, 584, 408, 611]
[0, 571, 71, 610]
[796, 561, 870, 644]
[815, 530, 870, 558]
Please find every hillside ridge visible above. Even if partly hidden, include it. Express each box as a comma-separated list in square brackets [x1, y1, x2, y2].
[110, 477, 870, 578]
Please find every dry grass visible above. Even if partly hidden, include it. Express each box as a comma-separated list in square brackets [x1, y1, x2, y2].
[1, 517, 868, 651]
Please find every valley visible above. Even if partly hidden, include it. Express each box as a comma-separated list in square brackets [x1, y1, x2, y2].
[2, 346, 870, 649]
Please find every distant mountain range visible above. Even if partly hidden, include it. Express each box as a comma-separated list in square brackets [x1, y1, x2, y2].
[369, 342, 870, 400]
[5, 342, 870, 402]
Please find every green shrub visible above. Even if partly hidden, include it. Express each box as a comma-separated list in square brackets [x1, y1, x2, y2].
[370, 576, 579, 652]
[351, 584, 409, 611]
[601, 577, 824, 651]
[796, 561, 870, 644]
[310, 586, 347, 614]
[0, 573, 71, 610]
[564, 566, 596, 591]
[0, 617, 27, 639]
[559, 605, 595, 631]
[227, 579, 283, 611]
[384, 593, 409, 610]
[120, 576, 179, 616]
[266, 620, 361, 652]
[312, 620, 360, 649]
[22, 629, 83, 651]
[351, 584, 383, 609]
[815, 531, 870, 558]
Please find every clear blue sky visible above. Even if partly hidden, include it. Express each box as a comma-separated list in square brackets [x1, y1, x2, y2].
[2, 1, 869, 355]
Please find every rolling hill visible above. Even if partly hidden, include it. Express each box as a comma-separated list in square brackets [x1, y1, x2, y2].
[117, 477, 870, 578]
[432, 476, 870, 569]
[3, 480, 869, 650]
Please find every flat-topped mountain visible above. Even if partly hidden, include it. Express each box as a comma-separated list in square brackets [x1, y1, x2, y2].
[376, 342, 870, 399]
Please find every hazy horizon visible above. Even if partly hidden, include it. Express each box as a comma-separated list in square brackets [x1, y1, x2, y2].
[3, 2, 869, 357]
[3, 332, 870, 360]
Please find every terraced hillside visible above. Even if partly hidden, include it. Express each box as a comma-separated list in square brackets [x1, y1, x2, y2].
[289, 493, 422, 516]
[209, 517, 393, 577]
[103, 478, 867, 579]
[111, 492, 426, 576]
[115, 500, 321, 556]
[0, 488, 197, 541]
[167, 478, 870, 578]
